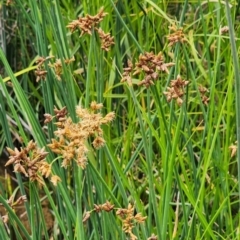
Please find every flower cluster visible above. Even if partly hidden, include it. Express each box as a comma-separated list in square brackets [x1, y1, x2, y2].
[198, 85, 210, 105]
[83, 201, 115, 223]
[46, 102, 115, 169]
[121, 60, 133, 86]
[167, 24, 187, 46]
[82, 201, 147, 240]
[97, 28, 115, 51]
[48, 57, 75, 81]
[67, 7, 114, 51]
[5, 140, 60, 186]
[121, 52, 174, 88]
[44, 106, 68, 124]
[67, 7, 107, 35]
[116, 203, 147, 240]
[220, 26, 229, 35]
[163, 74, 189, 106]
[35, 56, 53, 82]
[35, 56, 75, 82]
[0, 194, 27, 223]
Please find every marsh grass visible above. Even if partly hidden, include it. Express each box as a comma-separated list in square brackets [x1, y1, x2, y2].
[0, 0, 240, 239]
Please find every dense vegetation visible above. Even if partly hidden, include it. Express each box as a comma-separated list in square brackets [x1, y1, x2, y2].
[0, 0, 240, 239]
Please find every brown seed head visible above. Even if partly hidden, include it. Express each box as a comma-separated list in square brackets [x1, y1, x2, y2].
[167, 24, 187, 46]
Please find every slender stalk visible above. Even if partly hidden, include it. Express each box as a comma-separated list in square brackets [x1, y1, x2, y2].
[225, 0, 240, 213]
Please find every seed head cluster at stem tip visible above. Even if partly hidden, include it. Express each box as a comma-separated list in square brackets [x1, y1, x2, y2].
[83, 201, 149, 240]
[167, 24, 187, 46]
[0, 194, 27, 223]
[46, 102, 115, 169]
[121, 24, 188, 89]
[163, 74, 189, 106]
[34, 56, 75, 82]
[116, 203, 147, 240]
[121, 51, 175, 87]
[5, 140, 60, 186]
[67, 7, 114, 51]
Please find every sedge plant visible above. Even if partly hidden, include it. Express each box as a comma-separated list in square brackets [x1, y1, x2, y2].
[0, 0, 239, 239]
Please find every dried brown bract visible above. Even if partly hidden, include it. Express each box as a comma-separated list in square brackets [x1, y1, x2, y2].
[48, 102, 115, 169]
[163, 75, 189, 106]
[167, 24, 187, 46]
[116, 203, 147, 240]
[5, 140, 54, 186]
